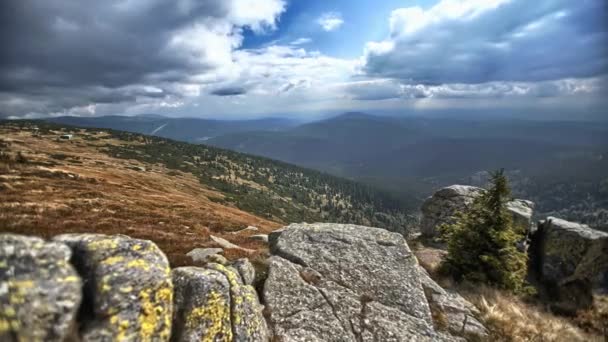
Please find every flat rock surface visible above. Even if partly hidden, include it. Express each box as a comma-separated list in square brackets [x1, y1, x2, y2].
[0, 234, 82, 342]
[265, 223, 457, 341]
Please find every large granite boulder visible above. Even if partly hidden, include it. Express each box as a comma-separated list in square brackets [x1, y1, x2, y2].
[0, 235, 82, 342]
[421, 185, 534, 238]
[172, 264, 268, 342]
[264, 223, 460, 341]
[417, 267, 487, 339]
[534, 217, 608, 304]
[506, 199, 535, 234]
[54, 234, 173, 341]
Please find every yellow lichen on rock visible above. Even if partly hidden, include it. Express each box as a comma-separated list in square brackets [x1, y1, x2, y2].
[186, 290, 233, 342]
[137, 282, 173, 341]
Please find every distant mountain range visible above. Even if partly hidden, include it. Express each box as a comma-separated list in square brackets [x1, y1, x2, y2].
[48, 114, 299, 143]
[45, 112, 608, 227]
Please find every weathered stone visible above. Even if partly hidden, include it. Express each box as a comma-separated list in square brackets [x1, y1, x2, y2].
[249, 234, 269, 243]
[268, 228, 285, 248]
[210, 235, 254, 253]
[506, 199, 535, 233]
[231, 226, 259, 234]
[186, 248, 223, 263]
[232, 258, 256, 286]
[207, 263, 268, 341]
[265, 223, 453, 341]
[420, 185, 484, 237]
[54, 233, 173, 341]
[536, 217, 608, 294]
[0, 234, 81, 342]
[171, 267, 233, 341]
[417, 267, 488, 339]
[420, 184, 534, 237]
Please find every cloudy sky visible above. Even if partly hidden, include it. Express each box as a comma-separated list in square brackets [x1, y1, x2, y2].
[1, 0, 606, 119]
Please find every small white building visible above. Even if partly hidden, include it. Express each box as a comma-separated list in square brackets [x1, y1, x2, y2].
[60, 134, 73, 140]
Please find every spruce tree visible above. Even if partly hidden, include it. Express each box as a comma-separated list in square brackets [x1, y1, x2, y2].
[440, 169, 528, 292]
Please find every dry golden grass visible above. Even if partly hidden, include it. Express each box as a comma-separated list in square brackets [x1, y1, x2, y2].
[0, 126, 281, 266]
[411, 240, 607, 342]
[462, 286, 604, 342]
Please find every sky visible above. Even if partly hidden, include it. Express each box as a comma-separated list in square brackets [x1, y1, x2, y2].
[0, 0, 607, 120]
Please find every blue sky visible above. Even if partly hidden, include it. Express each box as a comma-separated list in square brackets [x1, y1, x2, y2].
[241, 0, 420, 58]
[1, 0, 606, 119]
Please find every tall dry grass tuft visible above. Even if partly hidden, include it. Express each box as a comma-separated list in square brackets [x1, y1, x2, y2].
[464, 286, 603, 342]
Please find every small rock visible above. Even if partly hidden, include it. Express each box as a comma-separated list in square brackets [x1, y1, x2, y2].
[267, 228, 285, 248]
[249, 234, 269, 243]
[206, 254, 228, 265]
[54, 234, 173, 341]
[186, 248, 223, 263]
[231, 226, 259, 234]
[210, 235, 254, 253]
[232, 258, 256, 285]
[0, 234, 82, 342]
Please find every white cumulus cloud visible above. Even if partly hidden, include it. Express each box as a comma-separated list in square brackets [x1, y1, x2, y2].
[317, 12, 344, 31]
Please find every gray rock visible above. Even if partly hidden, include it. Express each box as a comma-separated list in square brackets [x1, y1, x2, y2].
[207, 263, 268, 341]
[171, 267, 233, 341]
[54, 233, 173, 341]
[0, 234, 82, 342]
[265, 223, 454, 341]
[506, 199, 535, 233]
[421, 184, 534, 237]
[186, 248, 223, 263]
[537, 217, 608, 296]
[249, 234, 269, 243]
[421, 185, 484, 237]
[232, 258, 256, 286]
[268, 228, 285, 247]
[231, 226, 259, 234]
[210, 235, 254, 253]
[417, 267, 488, 339]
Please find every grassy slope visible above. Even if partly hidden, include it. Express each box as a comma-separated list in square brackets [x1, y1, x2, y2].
[0, 123, 281, 266]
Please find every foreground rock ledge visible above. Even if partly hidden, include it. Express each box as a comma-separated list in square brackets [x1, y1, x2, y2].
[264, 223, 460, 341]
[54, 233, 174, 341]
[0, 234, 82, 342]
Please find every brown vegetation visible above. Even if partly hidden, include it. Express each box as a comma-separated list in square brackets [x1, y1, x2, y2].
[411, 240, 607, 341]
[0, 125, 280, 266]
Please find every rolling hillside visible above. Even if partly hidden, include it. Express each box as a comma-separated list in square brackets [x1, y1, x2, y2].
[0, 121, 415, 265]
[207, 113, 608, 228]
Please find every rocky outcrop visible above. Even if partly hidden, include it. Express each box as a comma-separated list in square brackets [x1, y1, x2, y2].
[264, 223, 463, 341]
[420, 184, 534, 238]
[2, 232, 269, 342]
[54, 233, 174, 341]
[532, 217, 608, 312]
[417, 267, 487, 339]
[171, 264, 268, 341]
[0, 235, 81, 342]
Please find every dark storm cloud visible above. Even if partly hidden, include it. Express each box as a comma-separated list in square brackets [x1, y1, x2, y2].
[0, 0, 284, 117]
[210, 86, 248, 96]
[0, 1, 229, 90]
[363, 0, 608, 85]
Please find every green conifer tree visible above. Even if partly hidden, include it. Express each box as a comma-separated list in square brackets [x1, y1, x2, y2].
[440, 169, 528, 292]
